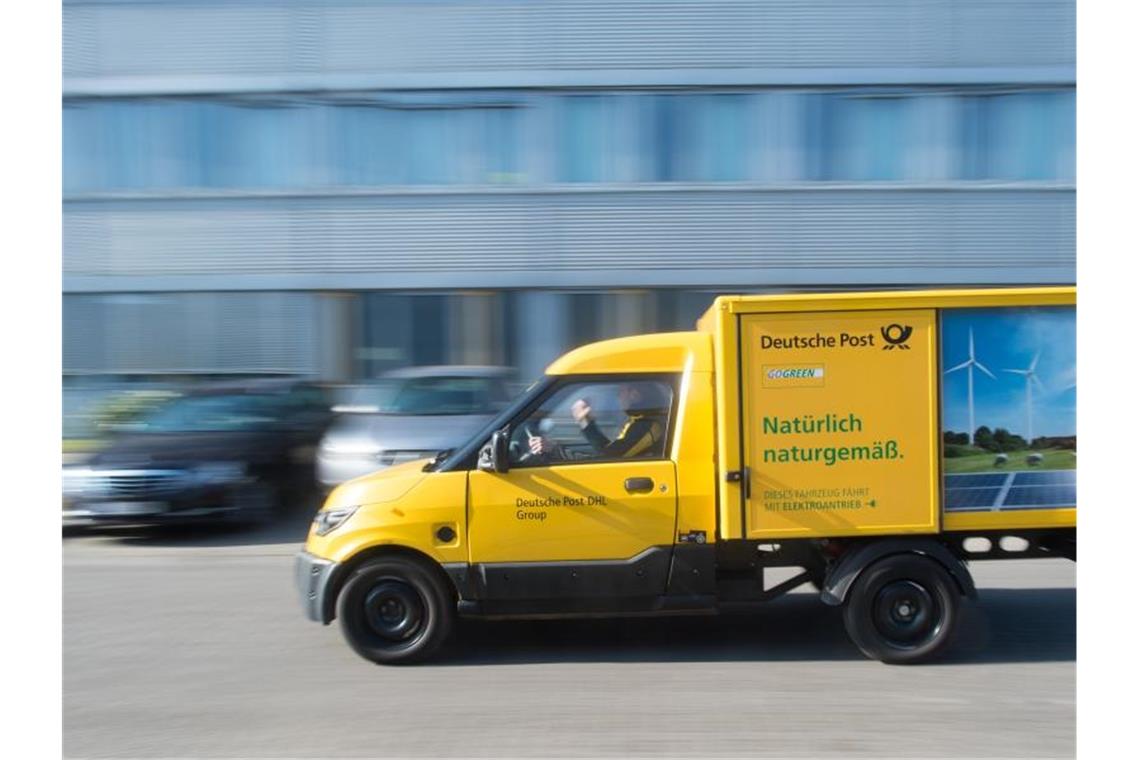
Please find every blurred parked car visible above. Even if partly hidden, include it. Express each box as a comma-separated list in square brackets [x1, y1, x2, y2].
[317, 366, 514, 490]
[63, 379, 332, 525]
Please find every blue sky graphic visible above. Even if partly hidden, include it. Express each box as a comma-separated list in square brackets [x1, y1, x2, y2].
[941, 307, 1076, 439]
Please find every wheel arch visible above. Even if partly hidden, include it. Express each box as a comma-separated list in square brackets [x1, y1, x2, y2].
[322, 544, 460, 624]
[820, 538, 976, 607]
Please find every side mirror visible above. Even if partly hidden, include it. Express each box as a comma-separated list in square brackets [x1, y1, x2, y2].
[478, 429, 511, 474]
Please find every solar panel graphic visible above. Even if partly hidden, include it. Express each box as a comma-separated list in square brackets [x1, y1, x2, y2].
[1011, 470, 1074, 487]
[944, 470, 1076, 512]
[944, 486, 1003, 511]
[946, 473, 1007, 489]
[940, 306, 1076, 514]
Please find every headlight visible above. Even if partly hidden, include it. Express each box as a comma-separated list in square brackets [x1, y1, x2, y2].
[193, 462, 247, 485]
[313, 506, 359, 536]
[62, 468, 107, 498]
[62, 469, 84, 497]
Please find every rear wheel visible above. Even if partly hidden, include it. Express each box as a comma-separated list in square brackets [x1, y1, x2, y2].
[842, 554, 960, 664]
[336, 555, 454, 665]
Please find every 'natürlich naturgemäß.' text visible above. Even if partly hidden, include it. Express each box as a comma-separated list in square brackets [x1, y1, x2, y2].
[761, 413, 903, 467]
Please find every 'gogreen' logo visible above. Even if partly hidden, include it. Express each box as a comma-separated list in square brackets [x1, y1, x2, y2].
[767, 367, 824, 379]
[880, 324, 913, 350]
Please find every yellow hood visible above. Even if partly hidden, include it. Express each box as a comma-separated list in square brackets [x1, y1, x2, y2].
[323, 458, 431, 510]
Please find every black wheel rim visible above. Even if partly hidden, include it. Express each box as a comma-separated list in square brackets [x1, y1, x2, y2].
[871, 579, 941, 650]
[362, 580, 425, 642]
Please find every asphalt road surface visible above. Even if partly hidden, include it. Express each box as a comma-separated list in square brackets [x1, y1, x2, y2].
[64, 511, 1075, 759]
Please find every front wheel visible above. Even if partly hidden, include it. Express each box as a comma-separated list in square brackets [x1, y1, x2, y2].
[336, 555, 455, 665]
[842, 554, 960, 664]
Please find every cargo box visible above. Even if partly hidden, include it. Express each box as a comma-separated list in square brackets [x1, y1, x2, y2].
[701, 288, 1076, 540]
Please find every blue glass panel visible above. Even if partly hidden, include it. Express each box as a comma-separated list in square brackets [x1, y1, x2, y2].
[944, 487, 1001, 510]
[404, 108, 452, 184]
[485, 106, 520, 182]
[651, 94, 679, 182]
[698, 94, 748, 181]
[834, 95, 910, 180]
[945, 473, 1009, 489]
[63, 86, 1075, 192]
[958, 90, 1075, 180]
[1002, 485, 1077, 508]
[63, 105, 100, 193]
[559, 96, 604, 183]
[799, 93, 832, 181]
[1013, 470, 1076, 487]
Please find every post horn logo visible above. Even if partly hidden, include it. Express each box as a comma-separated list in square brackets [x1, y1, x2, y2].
[880, 324, 913, 350]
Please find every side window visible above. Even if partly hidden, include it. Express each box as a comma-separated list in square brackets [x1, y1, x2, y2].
[489, 378, 512, 409]
[283, 386, 331, 429]
[508, 378, 675, 468]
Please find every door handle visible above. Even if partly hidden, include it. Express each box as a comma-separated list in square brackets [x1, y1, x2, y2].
[624, 477, 654, 493]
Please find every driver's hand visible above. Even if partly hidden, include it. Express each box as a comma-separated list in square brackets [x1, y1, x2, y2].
[571, 399, 592, 427]
[528, 435, 549, 455]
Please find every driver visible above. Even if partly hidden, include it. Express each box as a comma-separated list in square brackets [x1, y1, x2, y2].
[528, 382, 667, 461]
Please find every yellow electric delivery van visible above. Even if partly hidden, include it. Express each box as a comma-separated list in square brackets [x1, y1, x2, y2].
[296, 287, 1076, 665]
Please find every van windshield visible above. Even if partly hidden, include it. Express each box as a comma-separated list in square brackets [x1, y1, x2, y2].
[427, 376, 551, 472]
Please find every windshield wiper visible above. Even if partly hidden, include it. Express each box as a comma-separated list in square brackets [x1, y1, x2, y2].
[423, 449, 454, 472]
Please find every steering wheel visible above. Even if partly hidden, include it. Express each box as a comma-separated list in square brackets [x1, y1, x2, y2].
[514, 423, 566, 465]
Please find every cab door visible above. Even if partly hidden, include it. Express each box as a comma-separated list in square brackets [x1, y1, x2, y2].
[466, 376, 679, 601]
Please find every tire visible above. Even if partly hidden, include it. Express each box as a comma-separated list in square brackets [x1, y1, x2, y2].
[842, 554, 960, 664]
[336, 555, 455, 665]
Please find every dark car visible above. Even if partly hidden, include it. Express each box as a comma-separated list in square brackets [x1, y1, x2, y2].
[63, 379, 332, 525]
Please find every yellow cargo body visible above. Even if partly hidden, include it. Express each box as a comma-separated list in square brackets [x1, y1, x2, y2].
[702, 287, 1076, 540]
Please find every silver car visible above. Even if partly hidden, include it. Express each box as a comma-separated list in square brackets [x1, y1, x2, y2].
[316, 366, 515, 490]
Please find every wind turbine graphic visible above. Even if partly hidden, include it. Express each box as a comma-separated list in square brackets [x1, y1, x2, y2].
[944, 328, 995, 445]
[1003, 352, 1045, 444]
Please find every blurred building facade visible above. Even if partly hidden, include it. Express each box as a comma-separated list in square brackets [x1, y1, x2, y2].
[64, 0, 1075, 419]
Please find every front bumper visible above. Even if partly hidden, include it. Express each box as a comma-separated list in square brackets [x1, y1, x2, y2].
[295, 551, 339, 624]
[63, 467, 254, 525]
[63, 488, 244, 525]
[64, 500, 236, 523]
